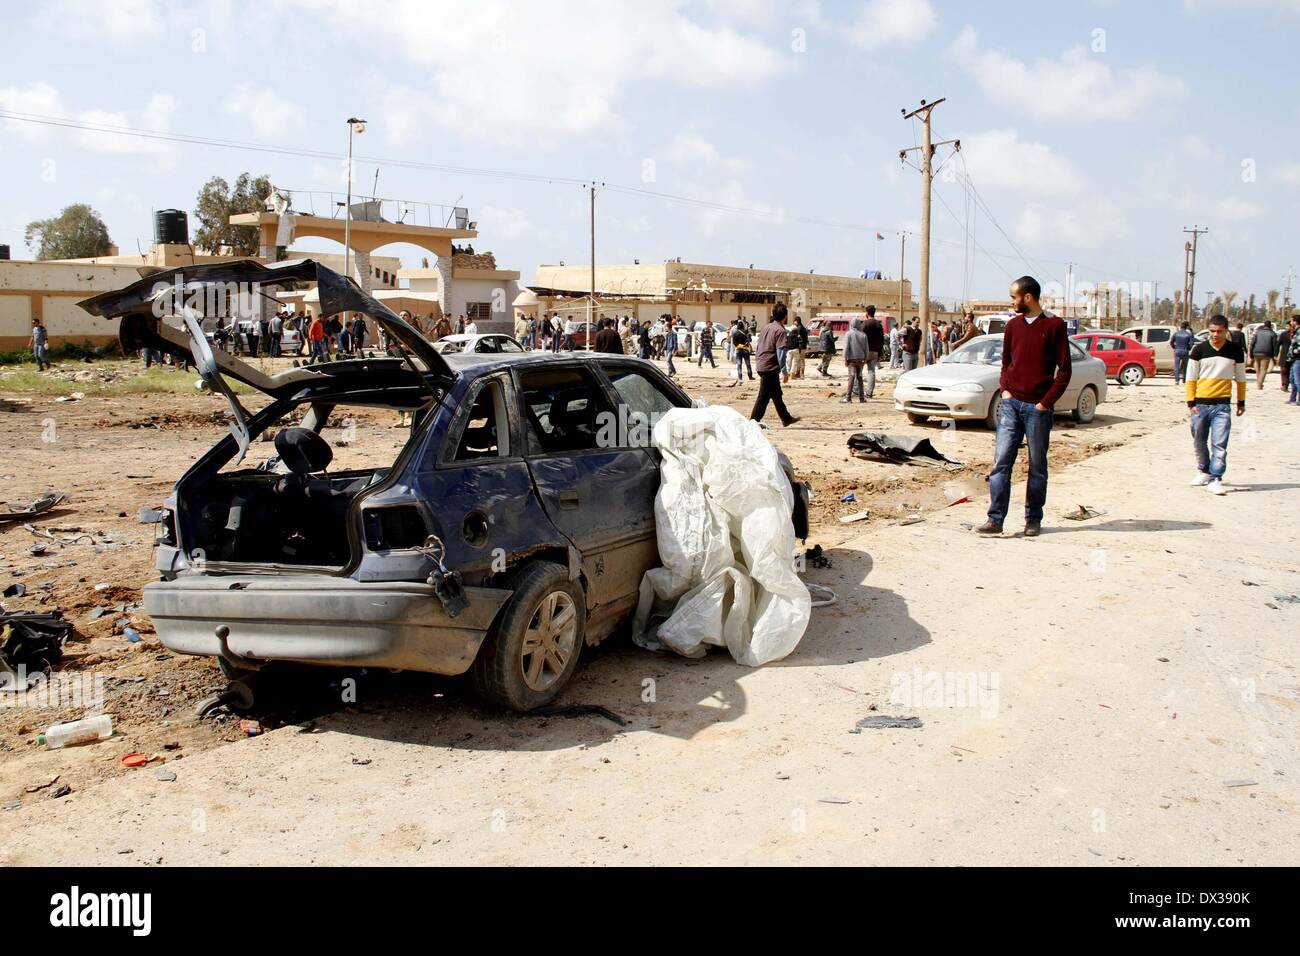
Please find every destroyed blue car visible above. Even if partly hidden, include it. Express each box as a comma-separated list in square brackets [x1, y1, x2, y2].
[80, 260, 809, 710]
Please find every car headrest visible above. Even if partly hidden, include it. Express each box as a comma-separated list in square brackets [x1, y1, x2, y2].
[548, 390, 595, 434]
[274, 427, 333, 474]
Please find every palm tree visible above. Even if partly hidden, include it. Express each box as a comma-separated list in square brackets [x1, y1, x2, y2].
[1266, 289, 1280, 320]
[1221, 290, 1238, 319]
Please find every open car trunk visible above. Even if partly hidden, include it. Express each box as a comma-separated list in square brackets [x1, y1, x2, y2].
[79, 258, 452, 576]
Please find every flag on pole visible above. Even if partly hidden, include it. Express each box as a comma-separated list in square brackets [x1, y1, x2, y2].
[876, 232, 885, 240]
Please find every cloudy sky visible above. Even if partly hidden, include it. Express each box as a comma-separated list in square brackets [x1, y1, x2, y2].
[2, 0, 1297, 305]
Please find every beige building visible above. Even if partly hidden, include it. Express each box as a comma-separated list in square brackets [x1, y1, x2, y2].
[528, 261, 911, 327]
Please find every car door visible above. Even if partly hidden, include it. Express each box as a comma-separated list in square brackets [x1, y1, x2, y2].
[515, 363, 660, 617]
[1057, 340, 1092, 407]
[417, 372, 562, 578]
[1145, 327, 1174, 372]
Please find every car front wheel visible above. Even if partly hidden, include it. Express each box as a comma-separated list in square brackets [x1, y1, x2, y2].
[984, 393, 1002, 430]
[1118, 363, 1145, 386]
[472, 561, 585, 711]
[1072, 385, 1098, 423]
[906, 412, 929, 424]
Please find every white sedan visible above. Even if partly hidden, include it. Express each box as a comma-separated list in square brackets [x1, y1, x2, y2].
[432, 333, 525, 355]
[893, 334, 1108, 429]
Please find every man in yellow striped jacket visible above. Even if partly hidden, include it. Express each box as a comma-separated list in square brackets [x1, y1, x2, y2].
[1186, 314, 1247, 496]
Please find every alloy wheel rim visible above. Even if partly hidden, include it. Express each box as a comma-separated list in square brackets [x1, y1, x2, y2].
[520, 591, 577, 691]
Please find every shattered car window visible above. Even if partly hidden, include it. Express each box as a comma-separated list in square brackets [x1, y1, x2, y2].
[451, 381, 507, 461]
[517, 367, 615, 455]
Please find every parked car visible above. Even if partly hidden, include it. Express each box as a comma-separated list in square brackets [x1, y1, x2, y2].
[892, 333, 1108, 429]
[432, 333, 524, 355]
[1119, 325, 1179, 374]
[1071, 332, 1156, 385]
[78, 259, 810, 712]
[805, 314, 897, 357]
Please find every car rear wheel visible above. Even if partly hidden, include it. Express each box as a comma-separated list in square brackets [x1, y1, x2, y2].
[983, 393, 1002, 430]
[1072, 385, 1098, 423]
[472, 561, 585, 711]
[1118, 363, 1145, 386]
[906, 412, 929, 424]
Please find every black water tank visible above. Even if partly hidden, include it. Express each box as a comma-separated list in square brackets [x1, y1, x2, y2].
[0, 244, 9, 260]
[154, 209, 189, 245]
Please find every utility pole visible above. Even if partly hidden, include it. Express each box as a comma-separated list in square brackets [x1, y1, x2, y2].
[1065, 262, 1074, 320]
[588, 183, 596, 352]
[900, 98, 958, 367]
[1283, 267, 1295, 317]
[898, 232, 906, 323]
[1183, 225, 1207, 326]
[343, 117, 366, 285]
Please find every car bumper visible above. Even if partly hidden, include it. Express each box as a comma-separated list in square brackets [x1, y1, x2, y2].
[893, 385, 989, 419]
[144, 574, 513, 675]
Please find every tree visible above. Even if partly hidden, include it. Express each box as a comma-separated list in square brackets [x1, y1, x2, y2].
[24, 203, 113, 260]
[193, 172, 271, 256]
[1221, 290, 1238, 319]
[1266, 289, 1280, 320]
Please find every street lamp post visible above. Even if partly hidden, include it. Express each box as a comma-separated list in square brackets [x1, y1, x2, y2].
[344, 117, 366, 285]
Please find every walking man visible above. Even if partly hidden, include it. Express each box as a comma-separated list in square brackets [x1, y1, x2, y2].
[862, 305, 884, 398]
[841, 318, 868, 403]
[1171, 321, 1195, 385]
[593, 318, 623, 354]
[29, 316, 50, 371]
[788, 316, 807, 378]
[1249, 320, 1276, 390]
[977, 276, 1071, 538]
[901, 319, 921, 371]
[816, 322, 836, 376]
[1279, 317, 1295, 394]
[730, 319, 754, 385]
[750, 303, 799, 426]
[697, 321, 716, 367]
[1186, 314, 1246, 494]
[1287, 316, 1300, 403]
[664, 319, 679, 378]
[889, 321, 902, 368]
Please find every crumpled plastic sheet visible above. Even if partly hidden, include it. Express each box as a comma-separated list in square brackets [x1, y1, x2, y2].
[632, 405, 810, 666]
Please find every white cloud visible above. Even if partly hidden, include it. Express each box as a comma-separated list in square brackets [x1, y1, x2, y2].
[958, 129, 1084, 197]
[224, 83, 303, 137]
[670, 133, 721, 165]
[0, 82, 178, 166]
[698, 179, 785, 237]
[31, 0, 166, 41]
[1217, 196, 1263, 220]
[848, 0, 936, 50]
[477, 204, 536, 241]
[1015, 198, 1129, 249]
[298, 0, 789, 147]
[949, 26, 1187, 121]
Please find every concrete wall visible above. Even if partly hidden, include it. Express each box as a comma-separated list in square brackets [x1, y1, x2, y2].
[0, 260, 150, 350]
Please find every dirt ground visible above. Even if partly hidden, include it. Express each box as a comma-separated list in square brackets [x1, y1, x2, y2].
[0, 351, 1268, 863]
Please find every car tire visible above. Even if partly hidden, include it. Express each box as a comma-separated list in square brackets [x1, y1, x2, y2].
[983, 393, 1002, 430]
[1072, 385, 1098, 423]
[471, 561, 586, 712]
[906, 412, 929, 424]
[1118, 364, 1145, 386]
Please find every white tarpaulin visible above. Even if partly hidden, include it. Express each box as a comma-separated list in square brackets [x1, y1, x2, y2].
[632, 405, 811, 666]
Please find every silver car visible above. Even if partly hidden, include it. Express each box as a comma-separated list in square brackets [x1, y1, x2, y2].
[893, 334, 1108, 429]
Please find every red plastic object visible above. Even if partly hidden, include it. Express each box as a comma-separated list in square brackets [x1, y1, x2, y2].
[120, 753, 148, 767]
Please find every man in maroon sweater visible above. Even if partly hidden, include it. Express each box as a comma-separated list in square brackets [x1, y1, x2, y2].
[977, 276, 1072, 538]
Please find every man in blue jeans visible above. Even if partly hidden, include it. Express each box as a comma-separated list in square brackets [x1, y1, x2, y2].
[1171, 321, 1195, 385]
[978, 276, 1072, 538]
[1185, 314, 1246, 494]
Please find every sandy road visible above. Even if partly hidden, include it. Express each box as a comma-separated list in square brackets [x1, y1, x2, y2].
[1, 375, 1296, 865]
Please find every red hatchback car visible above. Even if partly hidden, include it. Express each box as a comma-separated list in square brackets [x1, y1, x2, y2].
[1071, 333, 1156, 386]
